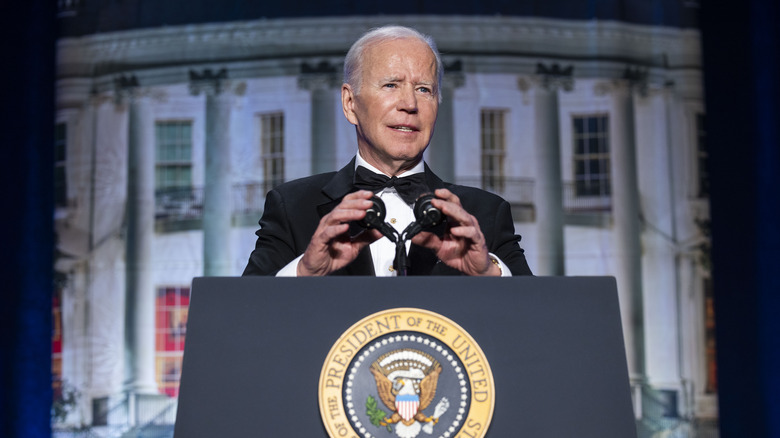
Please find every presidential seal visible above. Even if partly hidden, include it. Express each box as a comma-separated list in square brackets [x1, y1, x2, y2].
[319, 308, 494, 438]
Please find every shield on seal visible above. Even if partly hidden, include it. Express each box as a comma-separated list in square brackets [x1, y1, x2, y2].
[396, 393, 420, 422]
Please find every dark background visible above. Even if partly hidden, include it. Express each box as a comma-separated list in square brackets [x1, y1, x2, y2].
[57, 0, 698, 37]
[1, 0, 779, 436]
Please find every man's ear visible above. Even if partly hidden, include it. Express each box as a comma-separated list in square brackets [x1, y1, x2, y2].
[341, 83, 358, 126]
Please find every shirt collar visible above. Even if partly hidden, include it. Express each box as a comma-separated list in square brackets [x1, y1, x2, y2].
[355, 151, 425, 178]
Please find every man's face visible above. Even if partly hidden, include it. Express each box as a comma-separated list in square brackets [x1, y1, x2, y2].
[342, 37, 439, 176]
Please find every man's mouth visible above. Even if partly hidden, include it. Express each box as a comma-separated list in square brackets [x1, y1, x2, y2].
[390, 125, 416, 132]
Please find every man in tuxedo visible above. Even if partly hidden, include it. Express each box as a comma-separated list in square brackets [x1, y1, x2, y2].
[243, 25, 532, 277]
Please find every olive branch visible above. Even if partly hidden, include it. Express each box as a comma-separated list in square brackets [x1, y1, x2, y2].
[366, 395, 392, 432]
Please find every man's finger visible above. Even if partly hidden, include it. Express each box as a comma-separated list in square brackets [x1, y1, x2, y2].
[430, 188, 477, 225]
[411, 230, 442, 251]
[447, 224, 481, 240]
[351, 228, 383, 245]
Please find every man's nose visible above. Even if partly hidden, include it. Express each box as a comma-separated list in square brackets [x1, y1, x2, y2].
[396, 85, 418, 113]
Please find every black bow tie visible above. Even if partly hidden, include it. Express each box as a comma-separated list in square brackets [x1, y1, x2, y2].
[353, 165, 430, 204]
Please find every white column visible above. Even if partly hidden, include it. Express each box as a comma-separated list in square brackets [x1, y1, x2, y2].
[65, 263, 91, 423]
[122, 85, 158, 395]
[640, 86, 682, 389]
[299, 71, 340, 174]
[191, 69, 234, 277]
[531, 70, 570, 276]
[427, 73, 464, 183]
[608, 80, 646, 385]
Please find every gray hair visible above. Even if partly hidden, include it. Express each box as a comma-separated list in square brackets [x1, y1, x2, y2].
[343, 25, 444, 103]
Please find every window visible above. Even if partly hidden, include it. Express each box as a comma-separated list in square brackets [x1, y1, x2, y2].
[155, 122, 194, 217]
[155, 121, 193, 191]
[155, 286, 190, 397]
[703, 278, 717, 393]
[55, 122, 67, 208]
[572, 115, 611, 197]
[696, 113, 709, 198]
[480, 109, 506, 192]
[52, 286, 63, 399]
[260, 112, 284, 193]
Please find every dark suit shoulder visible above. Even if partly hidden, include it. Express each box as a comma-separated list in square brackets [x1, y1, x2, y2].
[443, 184, 508, 207]
[270, 172, 337, 197]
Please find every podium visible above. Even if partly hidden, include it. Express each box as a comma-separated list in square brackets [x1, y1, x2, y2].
[174, 276, 636, 438]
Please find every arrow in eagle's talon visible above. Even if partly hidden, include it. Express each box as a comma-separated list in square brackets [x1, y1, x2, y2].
[422, 397, 450, 434]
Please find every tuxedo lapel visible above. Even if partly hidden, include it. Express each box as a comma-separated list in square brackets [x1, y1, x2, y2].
[406, 165, 449, 275]
[321, 157, 357, 201]
[317, 157, 375, 276]
[423, 163, 447, 191]
[316, 157, 357, 217]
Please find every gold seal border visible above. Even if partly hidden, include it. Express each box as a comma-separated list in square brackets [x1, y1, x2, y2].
[319, 307, 495, 438]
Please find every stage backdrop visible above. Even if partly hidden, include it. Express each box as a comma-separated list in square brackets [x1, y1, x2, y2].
[41, 2, 733, 438]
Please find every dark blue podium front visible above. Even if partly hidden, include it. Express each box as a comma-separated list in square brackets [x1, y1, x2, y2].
[174, 276, 636, 438]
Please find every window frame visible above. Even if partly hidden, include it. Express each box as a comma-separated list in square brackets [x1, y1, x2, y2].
[259, 112, 285, 194]
[480, 108, 508, 193]
[154, 120, 194, 192]
[571, 113, 611, 198]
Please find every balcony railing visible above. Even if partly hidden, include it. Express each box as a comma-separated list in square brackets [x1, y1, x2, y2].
[454, 177, 535, 206]
[454, 178, 611, 214]
[154, 180, 612, 225]
[233, 182, 266, 216]
[155, 187, 204, 221]
[562, 182, 612, 213]
[155, 183, 267, 223]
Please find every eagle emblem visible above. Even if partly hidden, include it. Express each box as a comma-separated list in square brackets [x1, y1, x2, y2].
[367, 349, 450, 438]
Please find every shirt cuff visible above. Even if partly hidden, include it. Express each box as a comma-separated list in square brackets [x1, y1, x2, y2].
[276, 254, 303, 277]
[488, 252, 512, 277]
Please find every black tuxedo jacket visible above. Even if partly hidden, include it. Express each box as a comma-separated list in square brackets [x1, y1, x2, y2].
[242, 158, 532, 276]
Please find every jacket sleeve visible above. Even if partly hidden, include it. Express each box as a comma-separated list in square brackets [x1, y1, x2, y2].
[242, 189, 300, 276]
[488, 199, 533, 276]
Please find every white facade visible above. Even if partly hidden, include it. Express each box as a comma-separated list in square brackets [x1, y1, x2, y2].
[54, 15, 714, 434]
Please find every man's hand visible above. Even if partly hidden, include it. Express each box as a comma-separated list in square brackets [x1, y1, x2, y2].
[411, 188, 502, 276]
[298, 190, 383, 276]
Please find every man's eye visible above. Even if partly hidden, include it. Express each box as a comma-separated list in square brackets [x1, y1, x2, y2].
[384, 83, 397, 88]
[418, 87, 431, 94]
